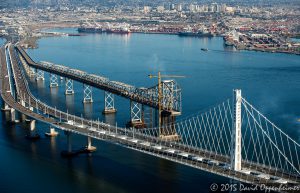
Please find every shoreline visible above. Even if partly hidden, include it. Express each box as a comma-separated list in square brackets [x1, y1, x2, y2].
[244, 47, 300, 55]
[226, 41, 300, 56]
[16, 27, 300, 56]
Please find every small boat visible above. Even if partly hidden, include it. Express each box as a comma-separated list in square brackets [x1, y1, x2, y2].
[201, 48, 208, 51]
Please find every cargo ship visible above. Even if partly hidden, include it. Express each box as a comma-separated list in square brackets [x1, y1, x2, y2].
[78, 27, 130, 35]
[106, 27, 131, 34]
[178, 28, 213, 38]
[78, 27, 106, 33]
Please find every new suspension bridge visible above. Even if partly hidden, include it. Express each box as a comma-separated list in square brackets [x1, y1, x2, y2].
[0, 43, 299, 192]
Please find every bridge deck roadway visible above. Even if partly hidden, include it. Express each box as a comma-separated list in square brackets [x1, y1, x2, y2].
[0, 45, 298, 192]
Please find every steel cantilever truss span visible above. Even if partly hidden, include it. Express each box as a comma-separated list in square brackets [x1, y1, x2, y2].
[16, 46, 182, 114]
[1, 44, 299, 193]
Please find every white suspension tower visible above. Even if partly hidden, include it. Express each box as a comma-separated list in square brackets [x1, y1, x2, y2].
[231, 89, 242, 171]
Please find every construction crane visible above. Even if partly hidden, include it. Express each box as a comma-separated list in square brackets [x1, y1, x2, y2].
[148, 71, 185, 136]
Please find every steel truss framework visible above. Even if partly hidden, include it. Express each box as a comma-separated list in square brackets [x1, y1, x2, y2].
[50, 73, 58, 88]
[131, 101, 142, 122]
[65, 78, 74, 95]
[104, 91, 115, 111]
[162, 80, 181, 112]
[35, 69, 44, 81]
[146, 80, 181, 113]
[16, 46, 182, 113]
[83, 84, 93, 103]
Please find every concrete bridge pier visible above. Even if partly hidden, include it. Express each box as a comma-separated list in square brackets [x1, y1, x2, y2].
[26, 120, 40, 140]
[10, 108, 16, 122]
[7, 105, 21, 123]
[30, 120, 35, 130]
[61, 131, 77, 157]
[45, 127, 59, 137]
[102, 91, 117, 114]
[85, 136, 97, 153]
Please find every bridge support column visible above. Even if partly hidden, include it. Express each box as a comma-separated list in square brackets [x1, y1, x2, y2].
[65, 78, 74, 95]
[83, 84, 93, 103]
[128, 101, 145, 128]
[35, 69, 44, 81]
[10, 108, 16, 122]
[30, 120, 35, 130]
[231, 89, 242, 171]
[45, 127, 59, 137]
[85, 136, 97, 152]
[103, 92, 116, 114]
[61, 131, 77, 157]
[26, 120, 40, 140]
[49, 73, 59, 88]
